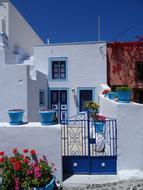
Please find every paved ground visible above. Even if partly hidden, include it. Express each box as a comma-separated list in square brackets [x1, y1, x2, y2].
[63, 175, 119, 184]
[62, 175, 143, 190]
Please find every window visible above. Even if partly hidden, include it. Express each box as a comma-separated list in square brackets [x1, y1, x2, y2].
[134, 89, 143, 104]
[39, 90, 45, 107]
[136, 61, 143, 81]
[52, 60, 66, 79]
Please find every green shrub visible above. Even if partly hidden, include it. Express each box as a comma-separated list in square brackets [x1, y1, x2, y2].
[115, 86, 132, 91]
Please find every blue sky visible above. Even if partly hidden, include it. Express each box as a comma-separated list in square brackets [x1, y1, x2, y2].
[11, 0, 143, 43]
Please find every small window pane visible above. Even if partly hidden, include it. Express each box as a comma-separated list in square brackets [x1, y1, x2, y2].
[51, 60, 66, 79]
[39, 90, 45, 106]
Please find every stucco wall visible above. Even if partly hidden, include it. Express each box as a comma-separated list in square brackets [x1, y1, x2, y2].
[99, 95, 143, 172]
[27, 71, 48, 122]
[0, 0, 43, 58]
[34, 42, 107, 117]
[8, 1, 43, 56]
[0, 123, 62, 182]
[0, 49, 29, 121]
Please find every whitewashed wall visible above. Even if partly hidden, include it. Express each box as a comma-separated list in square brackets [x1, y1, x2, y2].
[0, 123, 62, 182]
[34, 42, 107, 117]
[0, 53, 28, 121]
[27, 70, 48, 122]
[99, 95, 143, 172]
[0, 0, 43, 58]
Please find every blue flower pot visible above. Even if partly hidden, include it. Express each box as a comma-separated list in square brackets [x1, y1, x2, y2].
[8, 110, 24, 125]
[117, 91, 132, 103]
[94, 121, 105, 133]
[39, 110, 56, 125]
[32, 178, 55, 190]
[108, 92, 118, 100]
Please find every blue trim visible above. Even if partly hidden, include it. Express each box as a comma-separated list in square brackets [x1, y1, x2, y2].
[77, 87, 96, 113]
[48, 87, 69, 119]
[48, 57, 68, 81]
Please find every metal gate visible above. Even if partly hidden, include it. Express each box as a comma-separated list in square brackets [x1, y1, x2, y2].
[62, 112, 117, 174]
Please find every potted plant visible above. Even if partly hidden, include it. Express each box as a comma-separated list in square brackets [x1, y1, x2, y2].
[84, 101, 99, 114]
[39, 109, 56, 125]
[0, 148, 57, 190]
[8, 109, 25, 125]
[84, 101, 105, 133]
[116, 86, 132, 103]
[92, 114, 106, 133]
[107, 91, 118, 100]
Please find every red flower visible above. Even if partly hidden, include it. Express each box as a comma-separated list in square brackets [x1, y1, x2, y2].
[23, 149, 28, 153]
[9, 158, 16, 163]
[102, 89, 110, 95]
[21, 155, 25, 159]
[0, 157, 4, 163]
[30, 149, 36, 155]
[24, 158, 29, 164]
[14, 161, 21, 171]
[13, 148, 18, 154]
[0, 151, 5, 156]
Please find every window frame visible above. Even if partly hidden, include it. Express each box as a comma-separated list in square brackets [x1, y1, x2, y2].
[48, 57, 68, 81]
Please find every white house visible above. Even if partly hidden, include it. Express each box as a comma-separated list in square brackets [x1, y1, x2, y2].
[34, 42, 107, 121]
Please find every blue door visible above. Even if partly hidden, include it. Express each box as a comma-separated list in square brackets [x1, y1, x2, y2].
[62, 112, 117, 174]
[50, 90, 67, 122]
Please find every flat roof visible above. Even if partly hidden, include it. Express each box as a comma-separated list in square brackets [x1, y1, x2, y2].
[35, 40, 106, 47]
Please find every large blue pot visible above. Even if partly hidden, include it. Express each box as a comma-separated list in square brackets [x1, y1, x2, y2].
[32, 178, 55, 190]
[39, 110, 56, 125]
[8, 110, 24, 125]
[108, 92, 118, 100]
[117, 91, 132, 103]
[94, 121, 105, 133]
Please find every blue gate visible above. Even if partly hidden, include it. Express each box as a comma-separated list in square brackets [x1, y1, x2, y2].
[62, 112, 117, 174]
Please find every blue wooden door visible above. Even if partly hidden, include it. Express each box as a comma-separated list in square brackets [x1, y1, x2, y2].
[51, 90, 67, 122]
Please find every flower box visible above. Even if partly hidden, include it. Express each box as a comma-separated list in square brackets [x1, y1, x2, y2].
[39, 110, 56, 125]
[116, 86, 132, 103]
[8, 109, 24, 125]
[107, 92, 118, 100]
[94, 121, 105, 133]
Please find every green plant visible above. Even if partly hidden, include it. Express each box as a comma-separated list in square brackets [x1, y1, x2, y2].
[84, 101, 99, 110]
[115, 86, 132, 91]
[0, 148, 56, 190]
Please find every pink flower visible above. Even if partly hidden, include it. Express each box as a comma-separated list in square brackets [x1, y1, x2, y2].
[34, 166, 41, 178]
[13, 148, 18, 155]
[0, 157, 4, 163]
[23, 149, 28, 153]
[27, 170, 33, 175]
[30, 149, 36, 155]
[15, 177, 20, 190]
[0, 151, 5, 156]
